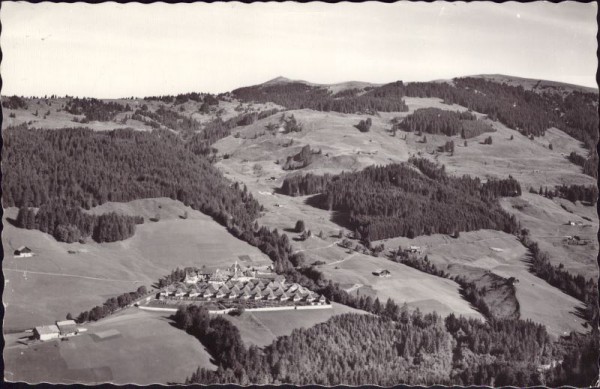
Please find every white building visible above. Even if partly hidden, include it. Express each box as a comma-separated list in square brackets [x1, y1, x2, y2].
[56, 320, 79, 337]
[33, 325, 60, 341]
[14, 246, 34, 258]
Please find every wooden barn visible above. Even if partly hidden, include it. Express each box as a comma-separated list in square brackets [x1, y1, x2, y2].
[14, 246, 34, 258]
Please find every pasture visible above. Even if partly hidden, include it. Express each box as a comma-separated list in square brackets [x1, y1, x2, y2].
[3, 308, 215, 384]
[317, 252, 485, 321]
[225, 302, 366, 347]
[436, 124, 594, 189]
[3, 198, 270, 330]
[378, 229, 590, 337]
[1, 96, 281, 132]
[500, 193, 598, 277]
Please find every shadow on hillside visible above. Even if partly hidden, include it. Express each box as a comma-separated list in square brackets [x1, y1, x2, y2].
[571, 305, 592, 330]
[303, 194, 355, 232]
[5, 217, 19, 227]
[330, 211, 355, 231]
[167, 317, 218, 366]
[303, 193, 327, 209]
[457, 284, 492, 320]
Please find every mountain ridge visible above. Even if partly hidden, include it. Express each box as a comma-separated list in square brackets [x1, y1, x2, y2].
[254, 73, 598, 95]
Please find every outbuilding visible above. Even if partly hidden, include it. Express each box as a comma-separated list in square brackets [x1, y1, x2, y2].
[14, 246, 34, 258]
[33, 325, 60, 341]
[56, 320, 79, 337]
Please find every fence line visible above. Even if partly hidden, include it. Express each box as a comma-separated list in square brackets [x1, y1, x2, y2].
[138, 304, 333, 314]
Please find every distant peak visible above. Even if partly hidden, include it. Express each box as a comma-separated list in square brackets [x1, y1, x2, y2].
[263, 76, 294, 85]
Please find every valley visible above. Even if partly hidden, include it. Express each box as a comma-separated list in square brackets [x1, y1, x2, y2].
[2, 73, 597, 386]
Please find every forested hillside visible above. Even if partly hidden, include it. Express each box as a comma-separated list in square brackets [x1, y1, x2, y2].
[15, 203, 143, 243]
[281, 158, 520, 241]
[398, 107, 495, 139]
[2, 124, 261, 243]
[2, 123, 304, 273]
[65, 97, 128, 122]
[401, 78, 598, 177]
[232, 82, 408, 113]
[234, 77, 598, 177]
[181, 310, 594, 387]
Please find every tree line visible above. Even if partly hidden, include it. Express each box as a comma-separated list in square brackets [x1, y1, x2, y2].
[181, 307, 581, 386]
[2, 125, 263, 244]
[142, 92, 219, 106]
[554, 184, 598, 204]
[388, 249, 518, 320]
[232, 82, 408, 114]
[177, 276, 596, 386]
[1, 123, 313, 287]
[530, 184, 598, 204]
[3, 95, 29, 110]
[282, 145, 320, 170]
[398, 107, 494, 139]
[16, 202, 143, 243]
[518, 229, 598, 326]
[566, 151, 597, 178]
[73, 285, 147, 323]
[280, 158, 520, 241]
[233, 78, 597, 177]
[185, 108, 280, 157]
[173, 305, 247, 370]
[64, 97, 128, 122]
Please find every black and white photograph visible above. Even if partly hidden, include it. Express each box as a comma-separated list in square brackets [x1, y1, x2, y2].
[1, 1, 598, 386]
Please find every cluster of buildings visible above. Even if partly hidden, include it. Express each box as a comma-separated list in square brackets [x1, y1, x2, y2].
[405, 245, 422, 254]
[564, 235, 589, 245]
[33, 320, 83, 341]
[159, 262, 327, 305]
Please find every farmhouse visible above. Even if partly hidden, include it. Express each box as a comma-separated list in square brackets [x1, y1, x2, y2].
[373, 269, 391, 277]
[33, 325, 60, 341]
[56, 320, 79, 337]
[14, 246, 34, 258]
[406, 245, 422, 254]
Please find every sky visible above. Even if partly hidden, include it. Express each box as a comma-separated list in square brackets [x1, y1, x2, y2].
[1, 1, 597, 98]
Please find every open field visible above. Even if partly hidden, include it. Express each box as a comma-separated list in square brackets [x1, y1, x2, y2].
[472, 74, 599, 94]
[225, 302, 366, 347]
[213, 96, 594, 245]
[3, 198, 270, 330]
[212, 99, 473, 260]
[500, 193, 598, 277]
[4, 308, 215, 384]
[317, 251, 485, 321]
[377, 229, 590, 337]
[2, 96, 281, 132]
[436, 124, 594, 189]
[215, 97, 474, 178]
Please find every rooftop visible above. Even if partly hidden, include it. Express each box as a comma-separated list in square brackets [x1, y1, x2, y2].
[35, 325, 60, 335]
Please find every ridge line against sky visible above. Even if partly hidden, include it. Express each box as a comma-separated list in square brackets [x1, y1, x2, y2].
[1, 1, 597, 99]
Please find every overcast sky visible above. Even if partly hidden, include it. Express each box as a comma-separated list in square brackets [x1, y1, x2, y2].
[2, 1, 597, 98]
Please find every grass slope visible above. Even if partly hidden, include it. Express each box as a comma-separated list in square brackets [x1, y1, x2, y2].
[1, 97, 280, 132]
[500, 193, 598, 277]
[3, 198, 270, 330]
[378, 229, 589, 337]
[225, 302, 365, 347]
[4, 308, 215, 384]
[318, 252, 485, 320]
[212, 96, 595, 335]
